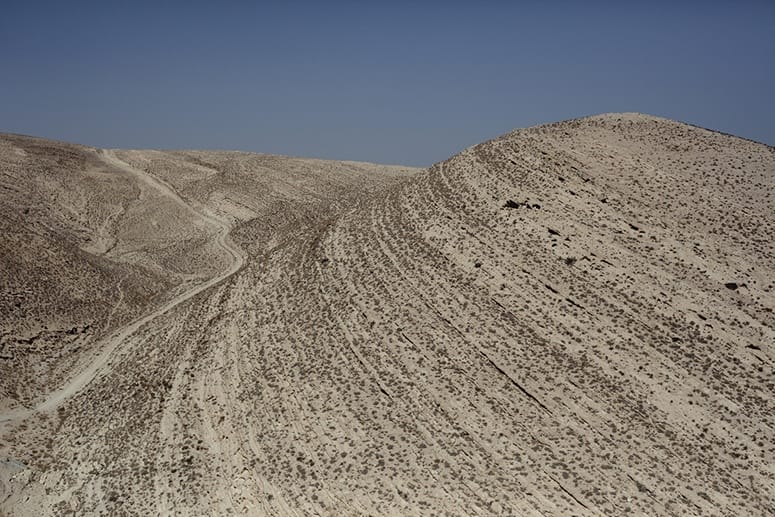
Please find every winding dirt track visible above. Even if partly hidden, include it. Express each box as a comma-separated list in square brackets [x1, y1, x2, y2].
[0, 150, 244, 430]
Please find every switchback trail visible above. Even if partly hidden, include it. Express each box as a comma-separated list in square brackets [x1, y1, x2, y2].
[0, 150, 245, 431]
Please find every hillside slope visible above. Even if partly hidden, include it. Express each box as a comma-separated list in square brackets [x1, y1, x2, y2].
[0, 135, 220, 409]
[1, 114, 773, 515]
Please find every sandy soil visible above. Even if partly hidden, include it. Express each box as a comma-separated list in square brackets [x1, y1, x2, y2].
[1, 150, 244, 432]
[0, 114, 773, 515]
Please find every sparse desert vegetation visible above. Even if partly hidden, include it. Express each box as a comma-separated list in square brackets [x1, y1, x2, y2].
[1, 113, 773, 515]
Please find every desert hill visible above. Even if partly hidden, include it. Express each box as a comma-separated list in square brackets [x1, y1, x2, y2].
[0, 137, 413, 412]
[1, 114, 773, 515]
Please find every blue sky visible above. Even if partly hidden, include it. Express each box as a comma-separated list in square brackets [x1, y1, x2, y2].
[1, 1, 773, 166]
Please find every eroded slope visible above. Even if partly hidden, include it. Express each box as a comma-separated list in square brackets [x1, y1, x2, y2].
[0, 135, 224, 409]
[2, 115, 773, 515]
[0, 136, 418, 514]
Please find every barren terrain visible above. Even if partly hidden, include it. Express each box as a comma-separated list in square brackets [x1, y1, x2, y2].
[1, 114, 773, 515]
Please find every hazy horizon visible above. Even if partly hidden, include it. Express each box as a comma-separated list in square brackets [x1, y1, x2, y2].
[2, 1, 773, 166]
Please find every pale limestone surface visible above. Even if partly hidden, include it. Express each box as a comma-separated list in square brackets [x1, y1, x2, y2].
[1, 114, 773, 515]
